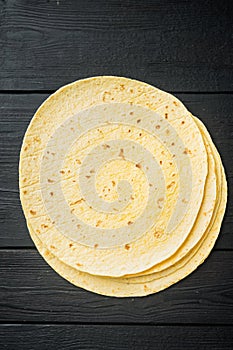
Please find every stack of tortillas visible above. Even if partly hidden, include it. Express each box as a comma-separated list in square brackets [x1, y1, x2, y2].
[19, 76, 227, 297]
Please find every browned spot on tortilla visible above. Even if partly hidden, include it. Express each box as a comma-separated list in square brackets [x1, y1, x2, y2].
[111, 97, 114, 100]
[30, 210, 36, 215]
[102, 91, 111, 102]
[135, 163, 141, 169]
[76, 263, 83, 267]
[144, 285, 148, 291]
[181, 121, 185, 125]
[128, 129, 131, 132]
[71, 199, 83, 205]
[33, 136, 41, 143]
[94, 244, 99, 249]
[102, 144, 110, 150]
[139, 133, 142, 136]
[69, 243, 73, 248]
[23, 178, 27, 182]
[154, 230, 162, 238]
[90, 169, 95, 174]
[125, 244, 130, 250]
[36, 229, 41, 234]
[96, 220, 102, 227]
[41, 224, 48, 228]
[119, 148, 125, 159]
[48, 179, 54, 183]
[24, 146, 28, 151]
[128, 221, 133, 225]
[171, 142, 175, 146]
[70, 208, 75, 213]
[23, 190, 27, 195]
[50, 245, 56, 249]
[165, 113, 168, 119]
[167, 181, 175, 189]
[156, 125, 160, 129]
[160, 160, 162, 165]
[149, 183, 153, 187]
[130, 88, 134, 93]
[182, 198, 188, 203]
[112, 181, 116, 186]
[166, 129, 170, 135]
[50, 192, 53, 196]
[60, 170, 65, 174]
[71, 127, 74, 131]
[157, 198, 164, 209]
[137, 119, 141, 123]
[86, 175, 91, 179]
[120, 84, 125, 91]
[77, 224, 81, 229]
[169, 162, 173, 165]
[173, 101, 178, 106]
[130, 111, 134, 116]
[183, 148, 192, 155]
[76, 159, 81, 164]
[165, 105, 168, 109]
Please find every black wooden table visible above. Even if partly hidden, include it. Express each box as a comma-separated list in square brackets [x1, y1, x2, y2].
[1, 1, 233, 349]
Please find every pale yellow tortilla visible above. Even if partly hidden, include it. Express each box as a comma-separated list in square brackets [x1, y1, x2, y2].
[25, 119, 227, 296]
[19, 76, 209, 277]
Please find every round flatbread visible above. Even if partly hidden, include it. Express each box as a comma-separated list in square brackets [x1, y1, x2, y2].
[20, 77, 208, 277]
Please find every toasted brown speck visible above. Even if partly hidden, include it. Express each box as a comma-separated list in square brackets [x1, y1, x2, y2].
[136, 163, 141, 169]
[30, 210, 36, 215]
[96, 220, 102, 227]
[86, 175, 91, 179]
[173, 101, 178, 106]
[119, 148, 125, 159]
[112, 181, 116, 186]
[94, 244, 99, 249]
[50, 192, 54, 196]
[167, 181, 175, 189]
[76, 263, 83, 267]
[181, 121, 185, 125]
[102, 144, 110, 150]
[130, 111, 134, 116]
[156, 125, 160, 129]
[165, 113, 168, 119]
[125, 244, 130, 250]
[128, 221, 133, 225]
[137, 119, 141, 123]
[69, 243, 73, 247]
[23, 190, 27, 195]
[48, 179, 54, 183]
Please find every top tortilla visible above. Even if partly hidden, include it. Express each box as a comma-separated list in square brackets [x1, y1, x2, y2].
[19, 76, 208, 277]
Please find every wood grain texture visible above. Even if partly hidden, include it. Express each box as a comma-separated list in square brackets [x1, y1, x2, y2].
[0, 93, 232, 248]
[0, 0, 232, 91]
[1, 250, 233, 324]
[1, 325, 233, 350]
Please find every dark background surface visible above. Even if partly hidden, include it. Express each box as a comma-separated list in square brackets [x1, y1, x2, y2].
[0, 0, 233, 349]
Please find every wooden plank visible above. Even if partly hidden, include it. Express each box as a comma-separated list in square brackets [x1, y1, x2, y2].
[0, 325, 233, 350]
[0, 0, 232, 91]
[0, 93, 232, 248]
[1, 250, 233, 324]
